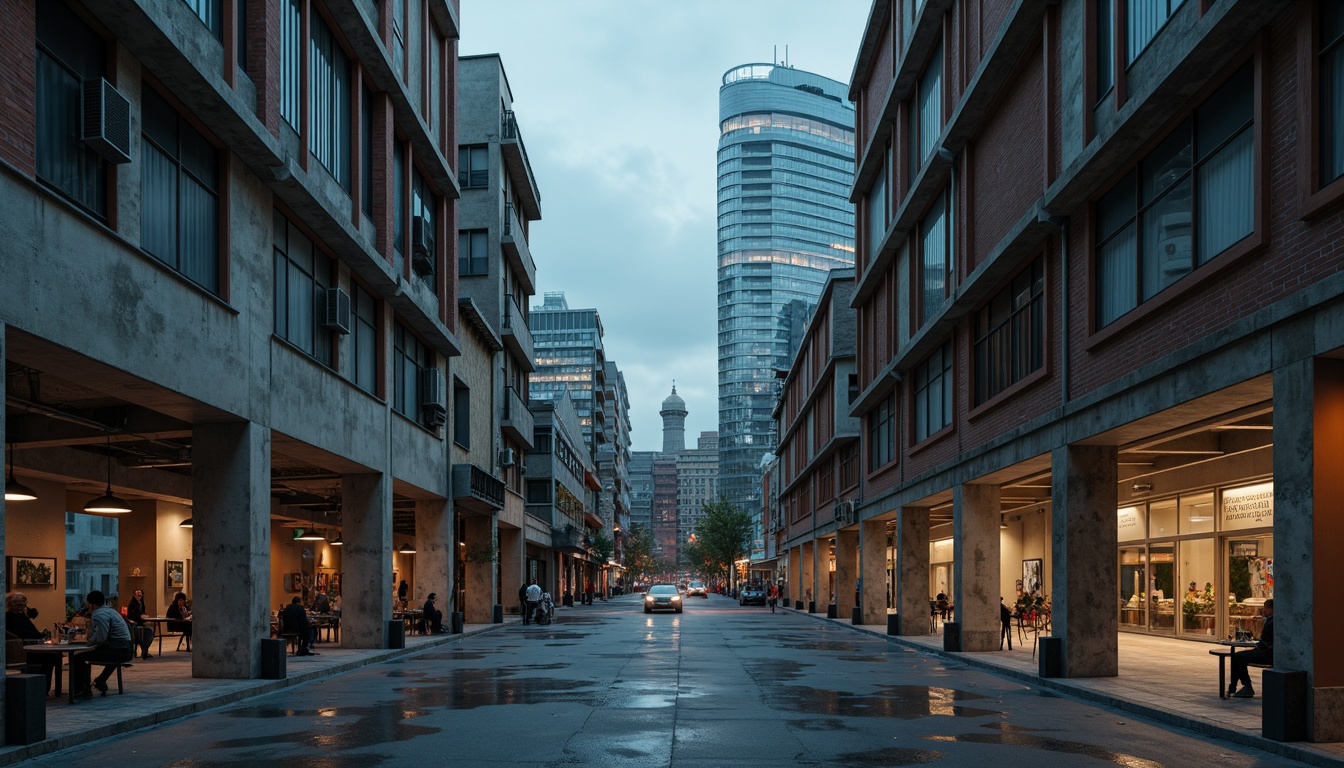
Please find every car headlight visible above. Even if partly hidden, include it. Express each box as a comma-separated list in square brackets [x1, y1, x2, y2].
[644, 594, 654, 601]
[671, 594, 681, 601]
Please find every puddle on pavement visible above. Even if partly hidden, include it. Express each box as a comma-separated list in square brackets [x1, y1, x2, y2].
[777, 640, 865, 652]
[771, 684, 1000, 720]
[744, 659, 811, 683]
[925, 732, 1164, 766]
[377, 667, 702, 710]
[521, 632, 589, 641]
[216, 704, 436, 759]
[832, 746, 947, 766]
[788, 717, 855, 731]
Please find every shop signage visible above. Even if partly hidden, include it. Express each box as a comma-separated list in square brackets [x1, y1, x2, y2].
[1221, 482, 1273, 531]
[1116, 506, 1144, 541]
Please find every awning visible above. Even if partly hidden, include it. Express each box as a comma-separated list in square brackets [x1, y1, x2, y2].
[584, 470, 602, 491]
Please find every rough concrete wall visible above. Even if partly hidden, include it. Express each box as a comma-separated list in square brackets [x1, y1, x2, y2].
[897, 506, 930, 635]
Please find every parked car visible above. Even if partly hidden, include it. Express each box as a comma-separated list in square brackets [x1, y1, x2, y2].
[739, 585, 766, 606]
[686, 581, 708, 597]
[644, 584, 684, 613]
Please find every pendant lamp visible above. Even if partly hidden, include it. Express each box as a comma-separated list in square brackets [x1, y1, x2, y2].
[5, 442, 37, 502]
[83, 435, 132, 513]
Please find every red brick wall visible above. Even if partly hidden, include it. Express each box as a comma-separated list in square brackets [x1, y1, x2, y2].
[370, 93, 395, 263]
[246, 0, 280, 135]
[0, 0, 36, 175]
[862, 16, 893, 149]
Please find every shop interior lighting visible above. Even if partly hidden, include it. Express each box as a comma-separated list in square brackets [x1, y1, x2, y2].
[179, 517, 193, 528]
[83, 434, 133, 513]
[5, 442, 38, 502]
[399, 542, 416, 554]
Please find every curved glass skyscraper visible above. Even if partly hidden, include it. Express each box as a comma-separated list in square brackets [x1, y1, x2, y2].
[716, 63, 855, 515]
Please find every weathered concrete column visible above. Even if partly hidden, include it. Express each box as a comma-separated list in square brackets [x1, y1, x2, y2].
[414, 498, 451, 612]
[1, 321, 7, 715]
[954, 484, 1001, 652]
[897, 507, 930, 635]
[786, 545, 800, 604]
[343, 472, 392, 648]
[801, 539, 816, 609]
[191, 421, 271, 678]
[1051, 444, 1118, 677]
[835, 528, 858, 615]
[499, 526, 524, 616]
[859, 517, 887, 624]
[1274, 358, 1344, 742]
[462, 513, 493, 623]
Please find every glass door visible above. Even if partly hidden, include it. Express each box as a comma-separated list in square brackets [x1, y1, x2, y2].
[1119, 547, 1146, 630]
[1147, 543, 1175, 632]
[1226, 536, 1273, 639]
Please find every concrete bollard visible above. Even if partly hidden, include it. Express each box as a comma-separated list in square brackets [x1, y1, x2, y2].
[1038, 636, 1064, 677]
[1263, 668, 1309, 742]
[492, 604, 504, 624]
[887, 613, 900, 635]
[450, 612, 464, 634]
[5, 673, 46, 745]
[259, 638, 286, 680]
[387, 619, 405, 649]
[852, 606, 862, 625]
[942, 621, 961, 651]
[826, 604, 838, 619]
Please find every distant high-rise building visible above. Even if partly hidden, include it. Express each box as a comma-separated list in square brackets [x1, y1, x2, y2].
[531, 292, 605, 452]
[628, 451, 657, 533]
[716, 63, 856, 516]
[675, 432, 719, 559]
[660, 384, 688, 454]
[652, 455, 679, 564]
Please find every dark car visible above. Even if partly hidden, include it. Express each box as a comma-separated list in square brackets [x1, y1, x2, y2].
[644, 584, 684, 613]
[739, 585, 766, 606]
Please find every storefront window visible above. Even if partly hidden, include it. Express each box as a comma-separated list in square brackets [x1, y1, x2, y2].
[1148, 543, 1175, 630]
[1178, 538, 1215, 636]
[1148, 497, 1177, 537]
[1117, 506, 1145, 541]
[1179, 490, 1215, 534]
[1119, 547, 1146, 629]
[1227, 537, 1272, 638]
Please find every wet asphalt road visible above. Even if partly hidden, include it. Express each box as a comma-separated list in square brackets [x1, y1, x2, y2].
[30, 594, 1307, 767]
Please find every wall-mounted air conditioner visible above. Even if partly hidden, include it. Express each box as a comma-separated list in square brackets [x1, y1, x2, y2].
[411, 216, 434, 276]
[419, 368, 446, 428]
[499, 448, 515, 467]
[81, 78, 131, 164]
[322, 287, 351, 334]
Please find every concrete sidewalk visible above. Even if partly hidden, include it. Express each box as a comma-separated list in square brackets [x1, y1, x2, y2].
[787, 606, 1344, 768]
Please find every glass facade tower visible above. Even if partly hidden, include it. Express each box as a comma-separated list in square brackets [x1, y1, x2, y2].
[531, 291, 606, 453]
[716, 63, 856, 515]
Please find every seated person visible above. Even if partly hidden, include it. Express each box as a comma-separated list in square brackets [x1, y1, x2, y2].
[935, 593, 951, 620]
[423, 593, 445, 634]
[312, 588, 331, 614]
[73, 590, 134, 699]
[280, 596, 318, 656]
[125, 588, 154, 660]
[1230, 599, 1274, 698]
[5, 591, 57, 694]
[166, 591, 193, 641]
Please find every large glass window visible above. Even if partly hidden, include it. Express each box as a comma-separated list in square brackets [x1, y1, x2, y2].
[1097, 0, 1114, 98]
[1127, 0, 1187, 64]
[35, 1, 107, 218]
[310, 15, 351, 190]
[142, 85, 220, 294]
[912, 341, 953, 443]
[361, 84, 373, 217]
[918, 190, 951, 326]
[909, 44, 943, 184]
[180, 0, 221, 38]
[867, 393, 895, 472]
[1095, 63, 1252, 327]
[279, 0, 301, 129]
[392, 321, 429, 422]
[393, 142, 406, 272]
[867, 171, 886, 255]
[453, 379, 470, 448]
[1321, 2, 1344, 185]
[390, 0, 406, 77]
[411, 170, 437, 289]
[458, 229, 488, 276]
[352, 283, 378, 395]
[458, 145, 488, 189]
[1178, 538, 1215, 637]
[973, 258, 1044, 405]
[272, 210, 333, 366]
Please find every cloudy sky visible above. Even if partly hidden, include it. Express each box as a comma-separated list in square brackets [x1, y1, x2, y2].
[459, 1, 871, 452]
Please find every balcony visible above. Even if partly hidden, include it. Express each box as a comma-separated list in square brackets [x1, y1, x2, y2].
[551, 524, 589, 553]
[502, 294, 535, 372]
[502, 384, 535, 448]
[501, 110, 541, 219]
[501, 202, 537, 295]
[452, 463, 505, 516]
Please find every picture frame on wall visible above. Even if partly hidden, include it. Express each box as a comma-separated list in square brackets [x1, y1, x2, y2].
[1022, 558, 1044, 596]
[165, 559, 186, 589]
[8, 556, 57, 588]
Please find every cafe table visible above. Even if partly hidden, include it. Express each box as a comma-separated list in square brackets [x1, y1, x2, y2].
[22, 642, 93, 704]
[1209, 639, 1259, 698]
[142, 616, 192, 654]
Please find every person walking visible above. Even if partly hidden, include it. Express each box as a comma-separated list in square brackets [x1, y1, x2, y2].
[1000, 597, 1014, 650]
[518, 580, 531, 625]
[768, 582, 779, 613]
[525, 579, 542, 625]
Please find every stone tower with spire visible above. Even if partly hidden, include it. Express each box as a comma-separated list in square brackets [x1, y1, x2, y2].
[660, 383, 688, 454]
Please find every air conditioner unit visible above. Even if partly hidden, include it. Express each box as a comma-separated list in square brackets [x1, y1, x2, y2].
[322, 287, 351, 334]
[411, 216, 434, 276]
[499, 448, 515, 467]
[81, 78, 132, 164]
[419, 368, 446, 427]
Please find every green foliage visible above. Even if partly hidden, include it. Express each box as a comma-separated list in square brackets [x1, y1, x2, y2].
[622, 524, 657, 584]
[590, 532, 614, 564]
[682, 498, 753, 584]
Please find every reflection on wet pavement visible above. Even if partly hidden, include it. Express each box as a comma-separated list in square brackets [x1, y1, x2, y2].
[926, 732, 1165, 767]
[770, 684, 1000, 720]
[832, 746, 948, 766]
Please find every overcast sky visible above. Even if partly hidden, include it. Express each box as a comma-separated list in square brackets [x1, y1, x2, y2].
[459, 1, 871, 453]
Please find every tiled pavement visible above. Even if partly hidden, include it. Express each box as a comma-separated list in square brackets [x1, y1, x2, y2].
[4, 602, 1344, 766]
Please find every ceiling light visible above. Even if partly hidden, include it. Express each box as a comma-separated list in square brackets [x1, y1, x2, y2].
[83, 435, 132, 513]
[5, 443, 37, 502]
[330, 533, 343, 546]
[399, 543, 416, 554]
[298, 527, 325, 541]
[1131, 482, 1153, 493]
[180, 518, 193, 528]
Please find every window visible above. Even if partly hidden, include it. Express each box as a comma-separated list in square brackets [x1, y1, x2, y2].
[453, 379, 470, 447]
[917, 190, 952, 326]
[533, 426, 553, 454]
[867, 393, 895, 471]
[458, 229, 488, 276]
[1097, 0, 1114, 98]
[272, 210, 333, 365]
[279, 0, 301, 129]
[913, 341, 953, 443]
[525, 480, 551, 505]
[180, 0, 221, 38]
[909, 43, 943, 184]
[35, 1, 107, 217]
[361, 84, 373, 217]
[1095, 63, 1253, 328]
[411, 170, 436, 287]
[867, 170, 886, 255]
[974, 258, 1044, 405]
[389, 0, 406, 78]
[1321, 2, 1344, 185]
[142, 85, 220, 293]
[838, 442, 858, 489]
[310, 15, 351, 190]
[1127, 0, 1187, 65]
[392, 321, 429, 421]
[393, 142, 406, 269]
[352, 283, 378, 395]
[458, 145, 488, 188]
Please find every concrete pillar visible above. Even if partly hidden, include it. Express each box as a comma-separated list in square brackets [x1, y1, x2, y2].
[859, 517, 887, 624]
[499, 525, 524, 615]
[342, 472, 392, 648]
[835, 529, 858, 615]
[1274, 358, 1344, 742]
[897, 507, 930, 635]
[462, 513, 493, 623]
[801, 540, 816, 609]
[787, 545, 800, 605]
[191, 421, 271, 678]
[1051, 444, 1118, 677]
[1, 321, 7, 719]
[954, 484, 1001, 652]
[414, 498, 450, 613]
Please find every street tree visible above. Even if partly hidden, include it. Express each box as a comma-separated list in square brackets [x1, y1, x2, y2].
[682, 498, 752, 587]
[622, 524, 657, 585]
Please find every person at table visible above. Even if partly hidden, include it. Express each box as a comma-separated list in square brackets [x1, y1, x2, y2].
[1000, 597, 1014, 650]
[313, 587, 331, 614]
[280, 596, 318, 656]
[166, 591, 193, 644]
[423, 592, 445, 634]
[125, 588, 154, 660]
[1229, 598, 1274, 698]
[73, 590, 134, 699]
[5, 591, 57, 694]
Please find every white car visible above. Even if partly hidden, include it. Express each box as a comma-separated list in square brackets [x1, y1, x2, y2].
[686, 581, 708, 597]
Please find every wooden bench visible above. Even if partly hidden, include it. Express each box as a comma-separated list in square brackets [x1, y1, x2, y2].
[1210, 647, 1271, 698]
